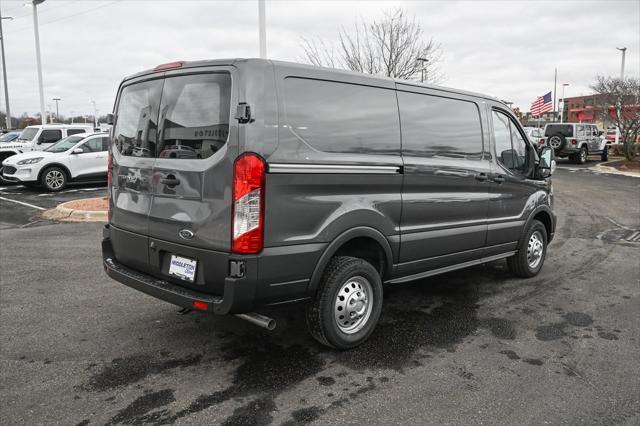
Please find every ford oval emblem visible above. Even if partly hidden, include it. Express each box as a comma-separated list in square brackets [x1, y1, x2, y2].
[179, 229, 194, 240]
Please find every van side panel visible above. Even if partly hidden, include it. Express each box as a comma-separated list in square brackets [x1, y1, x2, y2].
[260, 65, 403, 290]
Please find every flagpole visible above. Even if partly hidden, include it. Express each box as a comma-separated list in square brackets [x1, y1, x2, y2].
[553, 68, 557, 122]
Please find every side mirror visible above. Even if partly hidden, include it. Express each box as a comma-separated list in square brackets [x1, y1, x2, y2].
[538, 147, 554, 178]
[598, 130, 604, 136]
[106, 113, 115, 125]
[72, 148, 84, 154]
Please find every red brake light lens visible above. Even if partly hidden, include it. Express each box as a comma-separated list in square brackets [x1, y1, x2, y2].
[232, 153, 266, 254]
[154, 61, 184, 71]
[193, 301, 208, 311]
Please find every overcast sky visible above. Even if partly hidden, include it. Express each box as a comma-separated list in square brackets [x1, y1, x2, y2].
[1, 0, 638, 119]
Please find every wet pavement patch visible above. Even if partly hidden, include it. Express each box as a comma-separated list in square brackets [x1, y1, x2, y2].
[170, 343, 324, 422]
[220, 396, 276, 426]
[316, 376, 335, 386]
[84, 354, 202, 392]
[563, 312, 594, 327]
[598, 332, 619, 340]
[107, 389, 175, 425]
[535, 324, 567, 341]
[523, 358, 544, 366]
[334, 283, 480, 371]
[482, 317, 517, 340]
[500, 350, 521, 360]
[283, 406, 324, 425]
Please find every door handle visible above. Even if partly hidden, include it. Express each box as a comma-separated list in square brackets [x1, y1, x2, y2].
[160, 175, 180, 187]
[492, 175, 505, 184]
[474, 173, 488, 182]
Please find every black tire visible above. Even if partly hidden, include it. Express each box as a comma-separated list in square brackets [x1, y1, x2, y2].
[306, 256, 383, 350]
[547, 134, 565, 151]
[507, 219, 548, 278]
[40, 166, 68, 192]
[575, 145, 588, 164]
[601, 146, 609, 162]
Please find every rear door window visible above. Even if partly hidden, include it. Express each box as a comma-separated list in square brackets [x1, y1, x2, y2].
[79, 138, 103, 153]
[114, 79, 163, 158]
[157, 73, 231, 159]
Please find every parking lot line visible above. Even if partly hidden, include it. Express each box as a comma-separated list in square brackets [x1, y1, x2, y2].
[0, 196, 46, 211]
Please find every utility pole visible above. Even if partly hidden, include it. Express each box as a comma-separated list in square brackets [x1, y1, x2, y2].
[560, 83, 569, 123]
[0, 10, 13, 129]
[616, 47, 626, 79]
[52, 97, 60, 122]
[90, 100, 98, 128]
[417, 57, 429, 83]
[258, 0, 266, 58]
[31, 1, 46, 125]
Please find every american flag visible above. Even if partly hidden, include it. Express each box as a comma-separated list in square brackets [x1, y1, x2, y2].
[530, 92, 553, 117]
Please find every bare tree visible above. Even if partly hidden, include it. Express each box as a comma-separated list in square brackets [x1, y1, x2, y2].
[591, 76, 640, 161]
[301, 9, 443, 84]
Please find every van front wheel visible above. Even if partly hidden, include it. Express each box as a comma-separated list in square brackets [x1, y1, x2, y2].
[507, 219, 548, 278]
[306, 256, 383, 350]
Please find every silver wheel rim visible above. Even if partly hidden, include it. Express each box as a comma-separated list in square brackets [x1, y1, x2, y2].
[549, 136, 562, 148]
[527, 231, 544, 269]
[334, 276, 373, 334]
[580, 149, 587, 162]
[45, 170, 64, 189]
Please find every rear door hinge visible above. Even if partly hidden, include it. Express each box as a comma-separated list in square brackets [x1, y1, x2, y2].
[235, 102, 252, 124]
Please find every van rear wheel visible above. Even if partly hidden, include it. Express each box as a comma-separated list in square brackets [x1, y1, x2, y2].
[306, 256, 383, 350]
[507, 219, 547, 278]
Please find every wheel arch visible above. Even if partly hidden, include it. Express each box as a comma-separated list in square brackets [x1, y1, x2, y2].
[523, 206, 555, 244]
[38, 163, 72, 182]
[308, 227, 394, 294]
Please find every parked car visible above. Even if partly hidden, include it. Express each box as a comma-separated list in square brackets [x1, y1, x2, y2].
[543, 123, 608, 163]
[102, 59, 556, 349]
[1, 132, 109, 191]
[0, 124, 94, 167]
[0, 131, 21, 143]
[523, 127, 544, 145]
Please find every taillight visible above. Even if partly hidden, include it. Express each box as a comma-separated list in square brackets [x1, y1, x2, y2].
[538, 138, 545, 145]
[232, 153, 265, 254]
[154, 61, 183, 71]
[569, 138, 577, 145]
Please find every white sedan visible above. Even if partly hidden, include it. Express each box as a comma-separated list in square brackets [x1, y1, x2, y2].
[1, 133, 109, 191]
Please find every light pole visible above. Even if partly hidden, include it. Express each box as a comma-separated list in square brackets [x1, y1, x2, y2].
[616, 47, 626, 80]
[52, 97, 60, 122]
[30, 1, 46, 125]
[70, 110, 74, 124]
[258, 0, 266, 58]
[417, 57, 429, 83]
[0, 11, 13, 130]
[560, 83, 569, 123]
[90, 100, 98, 128]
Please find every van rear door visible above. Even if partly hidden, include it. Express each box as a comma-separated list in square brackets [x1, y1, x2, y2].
[109, 68, 237, 286]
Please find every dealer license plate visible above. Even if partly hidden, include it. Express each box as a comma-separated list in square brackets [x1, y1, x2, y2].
[168, 255, 197, 282]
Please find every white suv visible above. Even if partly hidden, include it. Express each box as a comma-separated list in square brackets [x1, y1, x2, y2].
[543, 123, 608, 164]
[1, 133, 109, 191]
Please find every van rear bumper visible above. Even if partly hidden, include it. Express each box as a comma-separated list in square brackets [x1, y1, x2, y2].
[102, 236, 254, 315]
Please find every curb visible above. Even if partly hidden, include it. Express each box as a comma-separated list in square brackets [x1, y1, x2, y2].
[590, 163, 640, 178]
[42, 198, 108, 222]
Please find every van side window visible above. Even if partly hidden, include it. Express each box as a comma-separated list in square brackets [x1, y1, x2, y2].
[283, 78, 400, 154]
[398, 92, 483, 158]
[39, 130, 62, 143]
[492, 110, 529, 175]
[67, 129, 86, 136]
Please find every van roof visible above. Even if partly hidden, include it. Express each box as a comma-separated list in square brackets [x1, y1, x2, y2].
[123, 58, 505, 106]
[23, 124, 93, 129]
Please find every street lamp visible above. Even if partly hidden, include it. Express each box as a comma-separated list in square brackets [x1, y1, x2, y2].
[616, 47, 626, 80]
[29, 1, 46, 125]
[0, 11, 13, 130]
[560, 83, 570, 123]
[90, 100, 97, 128]
[417, 57, 429, 83]
[52, 97, 60, 122]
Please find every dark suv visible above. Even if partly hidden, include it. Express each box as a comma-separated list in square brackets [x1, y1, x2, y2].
[102, 59, 556, 349]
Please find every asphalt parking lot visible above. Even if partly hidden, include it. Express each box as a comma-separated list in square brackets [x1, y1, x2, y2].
[1, 162, 639, 425]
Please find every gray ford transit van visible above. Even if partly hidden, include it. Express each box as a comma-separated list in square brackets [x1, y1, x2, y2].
[102, 59, 556, 349]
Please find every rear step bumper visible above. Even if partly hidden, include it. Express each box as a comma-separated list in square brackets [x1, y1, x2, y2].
[102, 234, 254, 315]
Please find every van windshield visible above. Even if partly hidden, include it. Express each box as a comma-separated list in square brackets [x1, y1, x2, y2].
[17, 128, 38, 142]
[114, 72, 231, 159]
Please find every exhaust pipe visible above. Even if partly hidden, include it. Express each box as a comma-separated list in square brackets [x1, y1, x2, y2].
[235, 313, 276, 330]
